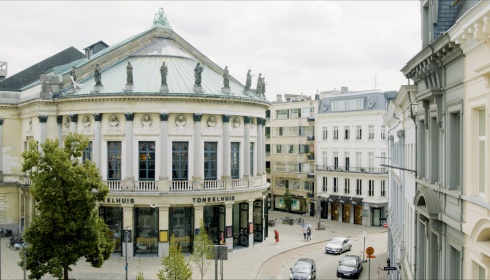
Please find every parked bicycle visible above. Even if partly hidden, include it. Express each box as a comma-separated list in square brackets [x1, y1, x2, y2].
[6, 236, 24, 250]
[268, 218, 277, 227]
[0, 228, 13, 237]
[295, 217, 304, 225]
[281, 216, 294, 225]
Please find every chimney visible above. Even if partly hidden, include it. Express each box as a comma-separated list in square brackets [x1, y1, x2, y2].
[0, 62, 7, 81]
[340, 86, 348, 94]
[276, 94, 282, 102]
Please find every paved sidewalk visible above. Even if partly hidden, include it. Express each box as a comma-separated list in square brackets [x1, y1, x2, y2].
[1, 211, 388, 280]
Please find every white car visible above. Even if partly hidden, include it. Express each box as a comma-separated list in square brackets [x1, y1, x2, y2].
[325, 237, 351, 254]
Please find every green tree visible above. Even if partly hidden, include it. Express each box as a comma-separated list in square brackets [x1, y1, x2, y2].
[190, 219, 214, 280]
[283, 188, 293, 213]
[158, 235, 192, 280]
[20, 133, 114, 280]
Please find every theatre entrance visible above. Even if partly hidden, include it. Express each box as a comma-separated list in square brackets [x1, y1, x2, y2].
[203, 205, 225, 245]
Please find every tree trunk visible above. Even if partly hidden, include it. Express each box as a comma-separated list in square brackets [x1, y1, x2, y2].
[64, 266, 69, 280]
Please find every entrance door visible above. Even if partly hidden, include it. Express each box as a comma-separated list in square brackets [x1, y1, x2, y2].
[354, 206, 363, 225]
[372, 208, 381, 226]
[169, 207, 194, 253]
[342, 204, 351, 223]
[331, 204, 339, 221]
[253, 200, 263, 242]
[99, 207, 123, 255]
[134, 207, 158, 255]
[203, 205, 225, 244]
[321, 201, 328, 219]
[234, 202, 249, 247]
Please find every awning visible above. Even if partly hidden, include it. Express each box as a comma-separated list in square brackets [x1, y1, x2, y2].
[349, 197, 363, 206]
[338, 196, 351, 204]
[327, 195, 340, 203]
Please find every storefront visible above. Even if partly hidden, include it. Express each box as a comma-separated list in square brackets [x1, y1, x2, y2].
[328, 195, 340, 221]
[99, 206, 123, 254]
[273, 195, 307, 214]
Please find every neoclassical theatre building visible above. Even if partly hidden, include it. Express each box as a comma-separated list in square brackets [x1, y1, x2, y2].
[0, 9, 270, 257]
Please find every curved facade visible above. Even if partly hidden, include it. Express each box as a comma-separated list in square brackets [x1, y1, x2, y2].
[0, 10, 270, 257]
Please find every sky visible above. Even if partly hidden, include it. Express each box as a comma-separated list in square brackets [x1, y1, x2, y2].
[0, 1, 421, 101]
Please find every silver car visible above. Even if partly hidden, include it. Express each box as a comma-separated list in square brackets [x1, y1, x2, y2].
[325, 237, 352, 254]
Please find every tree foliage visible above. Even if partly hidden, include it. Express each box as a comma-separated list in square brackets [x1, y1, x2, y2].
[20, 133, 114, 280]
[283, 188, 293, 213]
[190, 219, 214, 280]
[157, 235, 192, 280]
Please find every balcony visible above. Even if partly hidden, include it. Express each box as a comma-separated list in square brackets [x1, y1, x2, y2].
[307, 173, 315, 179]
[307, 154, 315, 161]
[307, 135, 315, 142]
[307, 117, 315, 122]
[315, 165, 388, 174]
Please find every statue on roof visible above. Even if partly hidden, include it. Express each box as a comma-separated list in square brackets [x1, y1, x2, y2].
[126, 62, 133, 85]
[160, 61, 168, 85]
[244, 69, 253, 91]
[256, 73, 262, 95]
[153, 8, 170, 27]
[260, 77, 267, 95]
[94, 64, 103, 87]
[194, 62, 204, 87]
[70, 66, 77, 82]
[223, 66, 230, 88]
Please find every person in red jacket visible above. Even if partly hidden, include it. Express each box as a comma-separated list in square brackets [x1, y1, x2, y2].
[274, 229, 279, 246]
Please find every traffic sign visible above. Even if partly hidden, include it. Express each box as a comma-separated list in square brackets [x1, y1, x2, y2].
[367, 255, 376, 258]
[384, 267, 397, 271]
[366, 246, 374, 255]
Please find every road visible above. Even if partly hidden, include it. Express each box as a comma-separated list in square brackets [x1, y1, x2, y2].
[257, 231, 390, 280]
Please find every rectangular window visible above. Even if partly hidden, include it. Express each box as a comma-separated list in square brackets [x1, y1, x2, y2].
[368, 125, 374, 140]
[83, 141, 93, 162]
[139, 141, 155, 181]
[276, 109, 288, 119]
[250, 142, 254, 177]
[356, 152, 362, 169]
[332, 101, 339, 111]
[290, 180, 300, 190]
[381, 152, 386, 172]
[356, 179, 362, 195]
[290, 108, 301, 118]
[107, 141, 122, 180]
[333, 126, 339, 140]
[288, 144, 294, 154]
[172, 141, 188, 180]
[333, 177, 338, 193]
[275, 144, 282, 154]
[344, 178, 350, 194]
[287, 127, 299, 136]
[322, 151, 328, 169]
[231, 142, 240, 179]
[322, 177, 328, 192]
[322, 127, 328, 140]
[369, 152, 374, 172]
[381, 180, 386, 196]
[302, 107, 312, 118]
[355, 99, 363, 110]
[345, 152, 350, 171]
[479, 109, 486, 193]
[381, 125, 386, 140]
[356, 126, 362, 140]
[265, 144, 270, 155]
[344, 126, 350, 140]
[334, 152, 338, 169]
[368, 180, 374, 196]
[265, 127, 270, 138]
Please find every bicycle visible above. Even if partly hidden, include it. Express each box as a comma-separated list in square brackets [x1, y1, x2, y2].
[295, 217, 304, 225]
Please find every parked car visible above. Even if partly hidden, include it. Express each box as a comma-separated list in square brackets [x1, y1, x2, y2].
[337, 255, 363, 279]
[290, 258, 316, 280]
[325, 237, 351, 254]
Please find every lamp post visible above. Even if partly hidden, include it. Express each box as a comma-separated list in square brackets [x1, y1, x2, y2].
[0, 230, 4, 280]
[124, 227, 130, 280]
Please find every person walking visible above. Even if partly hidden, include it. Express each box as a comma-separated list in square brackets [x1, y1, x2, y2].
[306, 226, 312, 241]
[302, 225, 307, 241]
[274, 229, 279, 247]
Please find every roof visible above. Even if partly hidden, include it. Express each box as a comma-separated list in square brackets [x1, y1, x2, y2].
[318, 90, 390, 113]
[0, 47, 84, 91]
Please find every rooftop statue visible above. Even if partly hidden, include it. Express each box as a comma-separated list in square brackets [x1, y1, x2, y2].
[126, 62, 133, 85]
[256, 73, 262, 95]
[70, 66, 77, 82]
[153, 8, 171, 28]
[244, 69, 253, 91]
[160, 61, 168, 86]
[94, 64, 103, 87]
[194, 62, 204, 87]
[223, 66, 230, 88]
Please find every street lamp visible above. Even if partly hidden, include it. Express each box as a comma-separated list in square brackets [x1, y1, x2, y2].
[124, 227, 131, 280]
[0, 230, 4, 280]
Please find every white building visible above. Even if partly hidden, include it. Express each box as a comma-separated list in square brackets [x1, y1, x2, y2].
[315, 87, 391, 227]
[0, 9, 270, 257]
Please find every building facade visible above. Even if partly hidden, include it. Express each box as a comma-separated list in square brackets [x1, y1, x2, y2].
[265, 94, 318, 215]
[0, 9, 270, 257]
[315, 87, 391, 227]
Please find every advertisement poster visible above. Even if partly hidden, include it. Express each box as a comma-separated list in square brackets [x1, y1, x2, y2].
[291, 199, 300, 211]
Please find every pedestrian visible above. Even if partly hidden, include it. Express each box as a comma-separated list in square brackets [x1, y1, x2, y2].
[307, 226, 311, 241]
[302, 226, 307, 241]
[274, 229, 279, 246]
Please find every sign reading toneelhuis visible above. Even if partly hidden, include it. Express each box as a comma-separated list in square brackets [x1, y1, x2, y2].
[192, 196, 235, 203]
[106, 197, 135, 204]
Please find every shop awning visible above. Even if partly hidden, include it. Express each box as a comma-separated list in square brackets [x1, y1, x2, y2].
[338, 196, 351, 204]
[349, 197, 363, 206]
[327, 195, 340, 203]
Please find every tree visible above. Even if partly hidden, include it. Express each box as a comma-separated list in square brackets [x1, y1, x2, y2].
[20, 133, 114, 280]
[283, 188, 293, 213]
[190, 219, 214, 280]
[157, 235, 192, 280]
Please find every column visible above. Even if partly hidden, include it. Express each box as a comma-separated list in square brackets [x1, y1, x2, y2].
[193, 114, 203, 179]
[225, 202, 234, 250]
[159, 113, 169, 180]
[122, 205, 134, 257]
[69, 114, 78, 134]
[244, 116, 251, 177]
[222, 115, 231, 178]
[93, 113, 102, 168]
[124, 113, 134, 180]
[56, 116, 63, 147]
[0, 118, 3, 182]
[257, 118, 263, 175]
[158, 205, 170, 257]
[38, 115, 48, 154]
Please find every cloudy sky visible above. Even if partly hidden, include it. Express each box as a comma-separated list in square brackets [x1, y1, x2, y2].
[1, 1, 420, 100]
